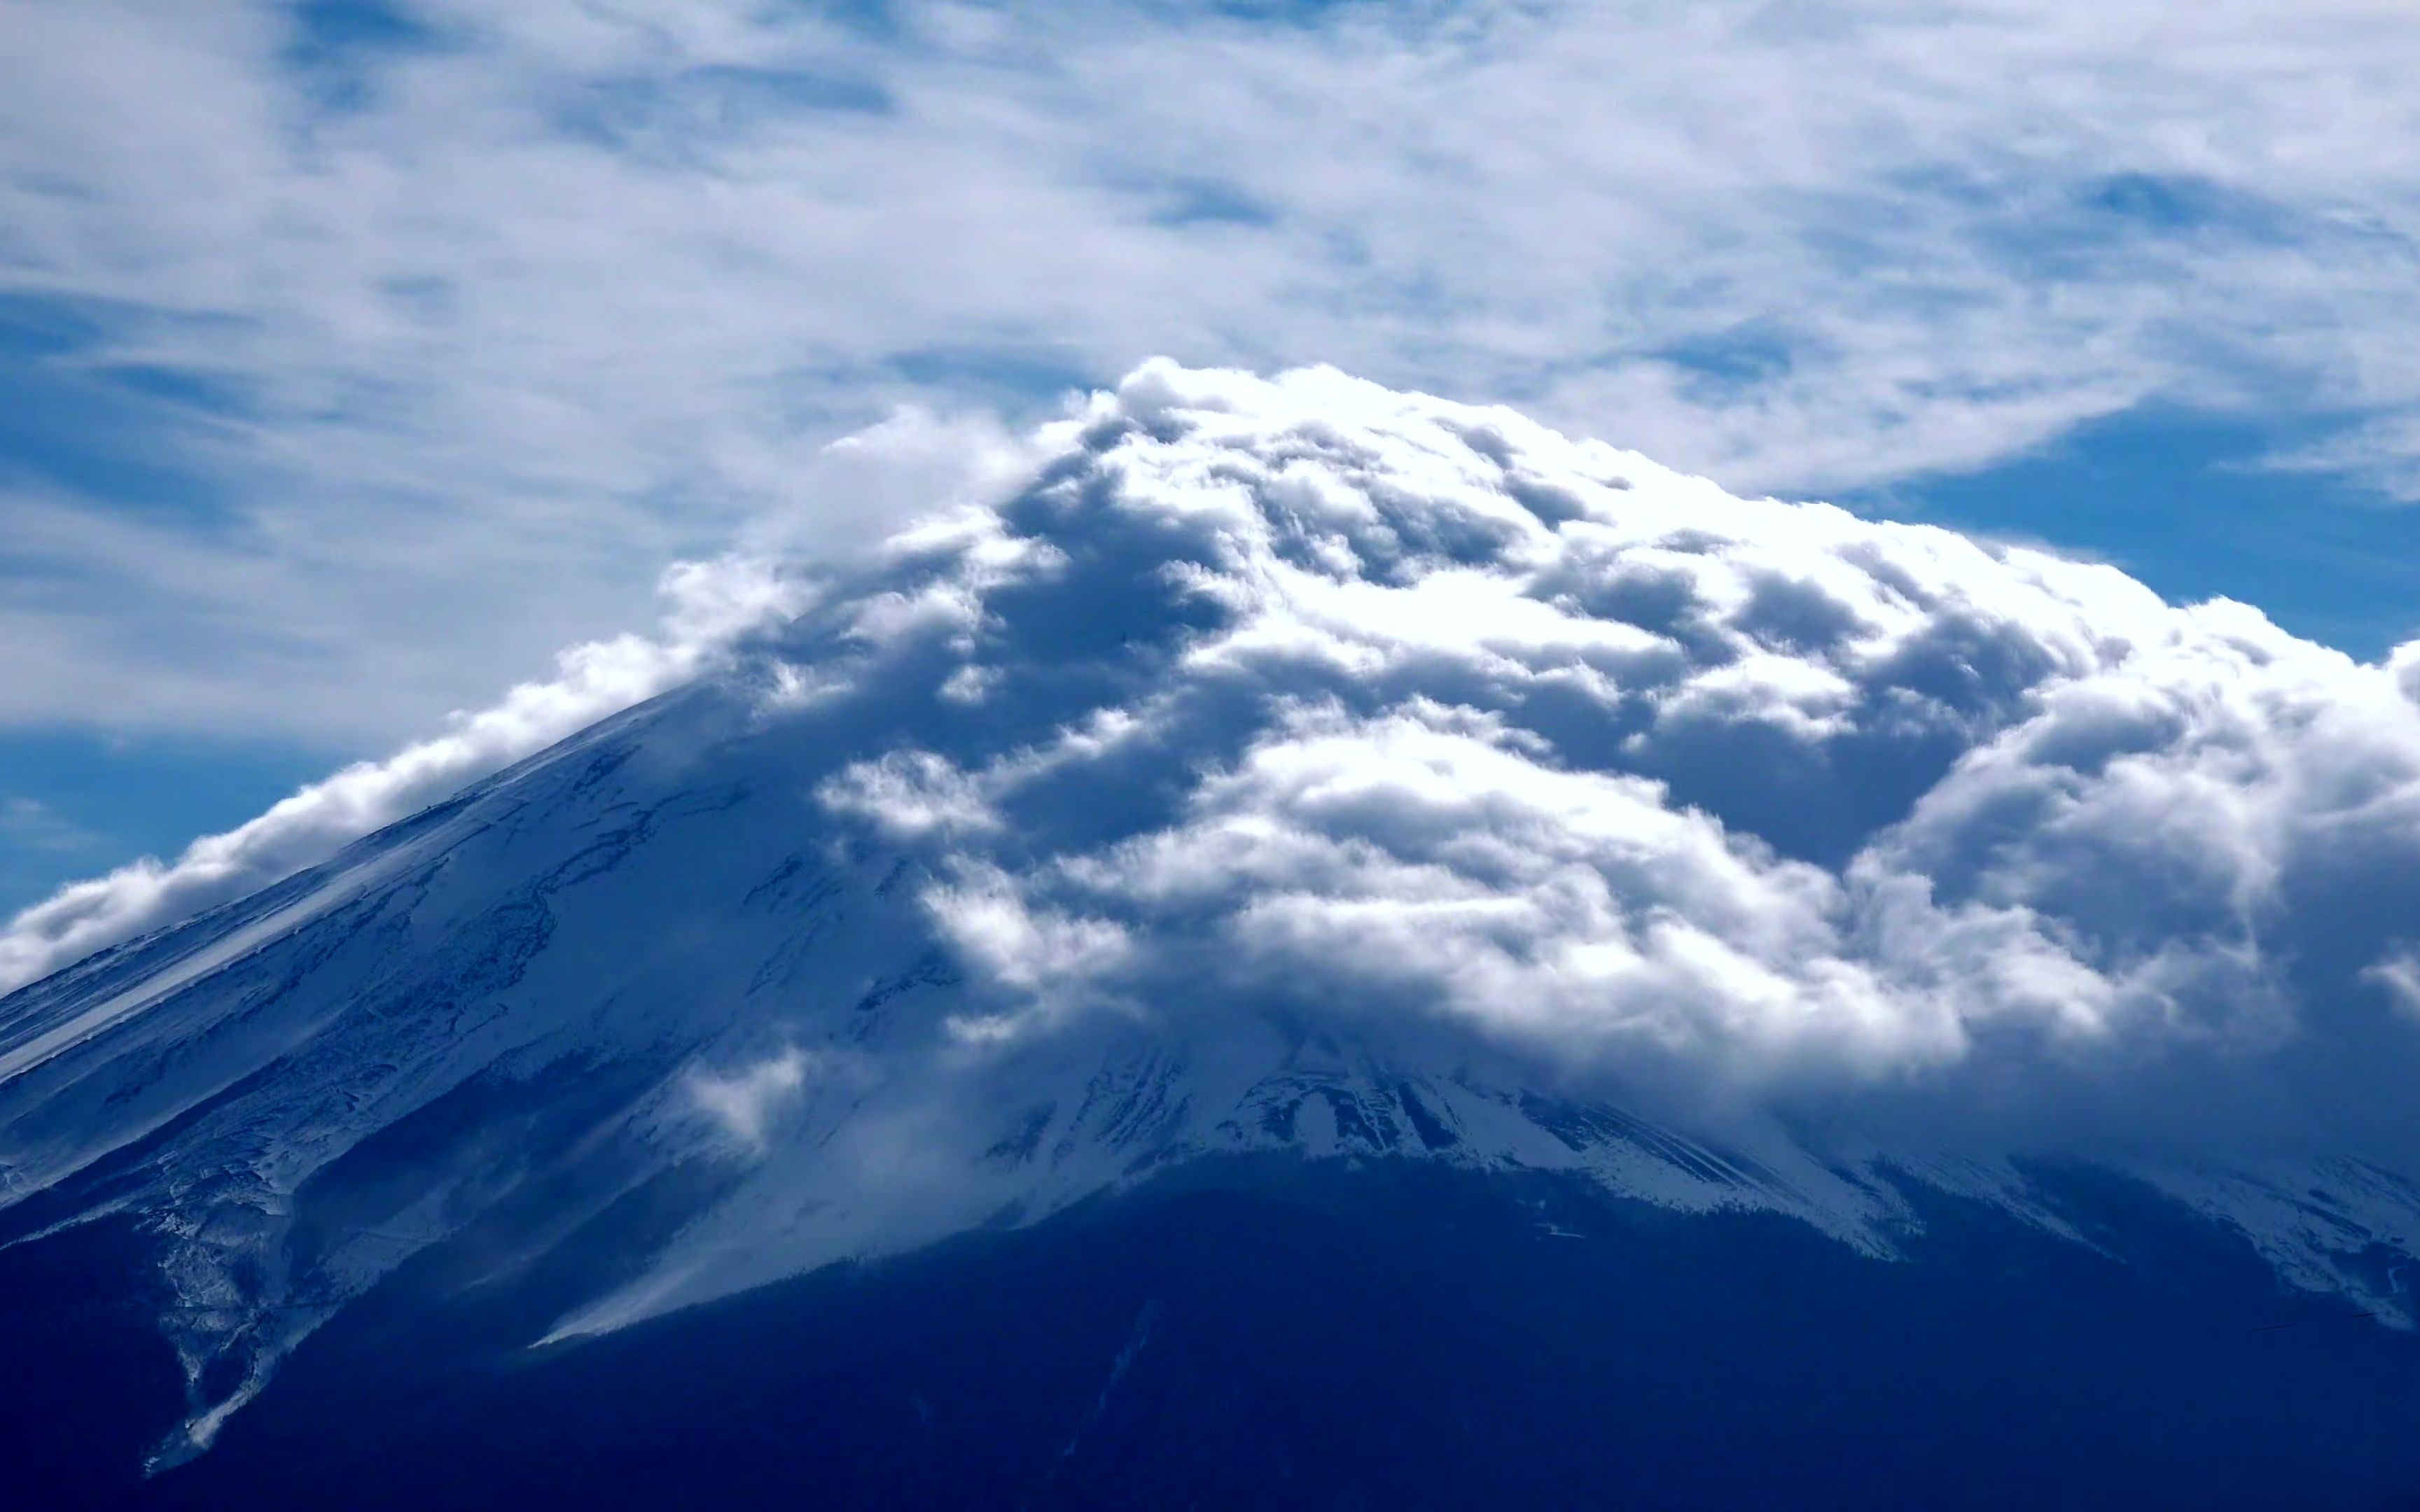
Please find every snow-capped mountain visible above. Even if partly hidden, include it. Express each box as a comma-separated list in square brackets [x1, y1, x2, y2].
[8, 363, 2420, 1503]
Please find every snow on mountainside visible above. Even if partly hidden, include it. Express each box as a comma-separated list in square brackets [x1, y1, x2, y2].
[6, 361, 2420, 1467]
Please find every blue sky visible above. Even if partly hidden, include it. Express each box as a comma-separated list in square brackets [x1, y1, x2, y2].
[5, 0, 2420, 920]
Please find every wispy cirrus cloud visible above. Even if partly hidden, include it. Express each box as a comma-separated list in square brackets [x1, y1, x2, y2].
[0, 797, 95, 854]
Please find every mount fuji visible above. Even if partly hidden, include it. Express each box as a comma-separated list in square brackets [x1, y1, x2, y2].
[7, 363, 2420, 1508]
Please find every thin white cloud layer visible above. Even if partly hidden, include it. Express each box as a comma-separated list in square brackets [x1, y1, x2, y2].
[0, 403, 1041, 995]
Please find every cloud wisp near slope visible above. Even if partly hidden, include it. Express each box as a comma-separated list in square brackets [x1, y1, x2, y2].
[5, 361, 2420, 1464]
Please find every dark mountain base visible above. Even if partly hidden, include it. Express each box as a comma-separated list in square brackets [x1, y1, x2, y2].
[0, 1217, 188, 1510]
[12, 1158, 2420, 1510]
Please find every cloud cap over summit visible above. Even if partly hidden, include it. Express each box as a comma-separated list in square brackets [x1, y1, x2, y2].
[12, 358, 2420, 1170]
[767, 360, 2420, 1163]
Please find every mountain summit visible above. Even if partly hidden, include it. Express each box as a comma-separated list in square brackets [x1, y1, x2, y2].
[6, 363, 2420, 1506]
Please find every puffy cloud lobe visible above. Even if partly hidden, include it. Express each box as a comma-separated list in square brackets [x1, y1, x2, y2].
[1041, 701, 1938, 1074]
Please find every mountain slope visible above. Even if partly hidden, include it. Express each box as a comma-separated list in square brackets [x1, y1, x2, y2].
[12, 1161, 2420, 1510]
[6, 362, 2420, 1497]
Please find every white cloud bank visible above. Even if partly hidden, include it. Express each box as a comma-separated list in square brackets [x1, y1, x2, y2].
[0, 552, 798, 993]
